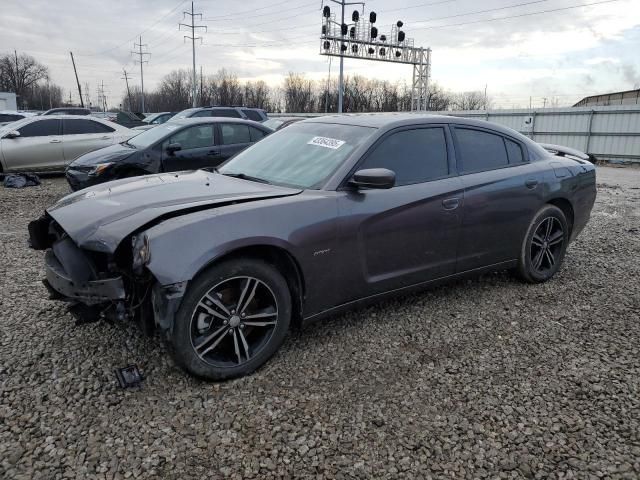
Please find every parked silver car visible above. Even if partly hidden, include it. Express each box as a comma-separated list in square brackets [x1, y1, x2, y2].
[0, 115, 134, 173]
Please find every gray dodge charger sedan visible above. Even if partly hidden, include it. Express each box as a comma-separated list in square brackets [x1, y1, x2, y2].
[29, 114, 596, 380]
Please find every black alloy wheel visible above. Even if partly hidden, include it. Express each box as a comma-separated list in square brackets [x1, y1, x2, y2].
[172, 259, 291, 380]
[518, 204, 569, 283]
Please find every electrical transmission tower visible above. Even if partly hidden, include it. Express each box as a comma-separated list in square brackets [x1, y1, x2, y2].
[97, 81, 108, 112]
[132, 37, 150, 113]
[180, 2, 207, 108]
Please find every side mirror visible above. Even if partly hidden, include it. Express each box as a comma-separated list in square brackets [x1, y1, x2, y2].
[349, 168, 395, 189]
[4, 130, 20, 139]
[166, 142, 182, 155]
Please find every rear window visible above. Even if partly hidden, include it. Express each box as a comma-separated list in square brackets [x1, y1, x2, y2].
[0, 114, 23, 123]
[221, 124, 251, 144]
[505, 138, 525, 163]
[455, 128, 509, 173]
[249, 126, 267, 142]
[242, 109, 264, 121]
[63, 119, 114, 134]
[213, 109, 242, 118]
[18, 119, 60, 137]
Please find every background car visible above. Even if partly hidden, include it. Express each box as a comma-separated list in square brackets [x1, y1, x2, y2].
[112, 111, 146, 128]
[263, 116, 305, 131]
[42, 107, 91, 116]
[173, 106, 268, 122]
[90, 111, 118, 122]
[65, 117, 271, 190]
[0, 115, 134, 173]
[132, 112, 177, 131]
[30, 114, 596, 380]
[0, 110, 38, 127]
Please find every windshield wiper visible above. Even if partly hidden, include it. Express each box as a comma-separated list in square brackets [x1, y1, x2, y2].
[219, 172, 271, 185]
[121, 140, 137, 149]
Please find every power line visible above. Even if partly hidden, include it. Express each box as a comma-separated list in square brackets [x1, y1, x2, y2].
[76, 0, 188, 56]
[179, 1, 207, 107]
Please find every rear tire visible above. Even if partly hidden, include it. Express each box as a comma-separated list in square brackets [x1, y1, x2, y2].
[517, 205, 569, 283]
[171, 258, 291, 380]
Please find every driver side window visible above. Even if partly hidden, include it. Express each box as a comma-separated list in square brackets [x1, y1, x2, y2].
[166, 125, 214, 150]
[358, 127, 449, 186]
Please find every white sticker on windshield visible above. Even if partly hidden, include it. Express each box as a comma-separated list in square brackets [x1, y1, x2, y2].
[307, 136, 345, 150]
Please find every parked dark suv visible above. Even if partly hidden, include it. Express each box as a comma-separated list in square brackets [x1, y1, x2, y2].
[174, 106, 268, 122]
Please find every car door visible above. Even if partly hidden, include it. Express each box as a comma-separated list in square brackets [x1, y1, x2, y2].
[217, 123, 253, 162]
[161, 124, 216, 171]
[335, 125, 464, 300]
[451, 126, 546, 272]
[1, 119, 63, 171]
[62, 119, 116, 163]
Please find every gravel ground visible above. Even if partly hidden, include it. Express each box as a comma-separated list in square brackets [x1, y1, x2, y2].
[1, 167, 639, 480]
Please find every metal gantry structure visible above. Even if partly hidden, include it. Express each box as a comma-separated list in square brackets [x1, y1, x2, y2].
[320, 2, 432, 112]
[180, 1, 207, 108]
[132, 37, 150, 113]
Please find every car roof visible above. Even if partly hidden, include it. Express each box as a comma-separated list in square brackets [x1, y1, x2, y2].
[304, 113, 531, 139]
[166, 117, 267, 127]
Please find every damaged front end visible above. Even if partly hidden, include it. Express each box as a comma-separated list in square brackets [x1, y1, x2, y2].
[28, 214, 162, 331]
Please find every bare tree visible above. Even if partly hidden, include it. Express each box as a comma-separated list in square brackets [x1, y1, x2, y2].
[452, 91, 486, 111]
[0, 52, 50, 106]
[283, 73, 315, 113]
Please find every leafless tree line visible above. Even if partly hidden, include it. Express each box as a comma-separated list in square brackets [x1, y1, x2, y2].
[0, 52, 65, 109]
[122, 69, 491, 113]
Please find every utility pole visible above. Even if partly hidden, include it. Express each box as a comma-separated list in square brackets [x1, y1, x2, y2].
[122, 69, 133, 111]
[69, 52, 84, 107]
[132, 37, 150, 113]
[84, 82, 90, 110]
[180, 2, 207, 108]
[483, 84, 488, 110]
[328, 0, 365, 113]
[542, 97, 548, 109]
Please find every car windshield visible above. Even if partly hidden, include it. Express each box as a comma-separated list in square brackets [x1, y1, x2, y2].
[173, 108, 200, 120]
[125, 122, 182, 148]
[262, 119, 284, 130]
[218, 122, 376, 189]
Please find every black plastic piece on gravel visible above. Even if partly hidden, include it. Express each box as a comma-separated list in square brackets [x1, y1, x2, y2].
[114, 365, 144, 389]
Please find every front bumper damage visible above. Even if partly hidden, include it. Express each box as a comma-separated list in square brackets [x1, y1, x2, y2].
[29, 215, 185, 331]
[44, 249, 125, 304]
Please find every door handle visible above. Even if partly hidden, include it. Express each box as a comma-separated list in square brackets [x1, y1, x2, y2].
[50, 139, 62, 144]
[442, 197, 460, 210]
[207, 150, 220, 156]
[100, 136, 110, 140]
[525, 179, 539, 189]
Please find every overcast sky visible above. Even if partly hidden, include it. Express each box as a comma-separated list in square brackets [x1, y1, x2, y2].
[1, 0, 639, 108]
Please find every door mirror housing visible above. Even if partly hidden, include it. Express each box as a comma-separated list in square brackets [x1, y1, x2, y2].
[166, 142, 182, 155]
[349, 168, 395, 189]
[4, 130, 20, 139]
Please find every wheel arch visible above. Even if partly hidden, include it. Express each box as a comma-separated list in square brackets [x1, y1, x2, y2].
[191, 244, 306, 329]
[547, 197, 575, 237]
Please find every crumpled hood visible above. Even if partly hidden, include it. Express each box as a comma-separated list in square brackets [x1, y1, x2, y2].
[68, 143, 136, 168]
[47, 170, 301, 252]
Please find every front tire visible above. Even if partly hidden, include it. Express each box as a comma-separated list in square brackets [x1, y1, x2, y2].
[172, 259, 291, 380]
[517, 205, 569, 283]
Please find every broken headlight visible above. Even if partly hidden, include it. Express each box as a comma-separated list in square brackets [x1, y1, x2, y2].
[88, 162, 113, 176]
[132, 234, 151, 269]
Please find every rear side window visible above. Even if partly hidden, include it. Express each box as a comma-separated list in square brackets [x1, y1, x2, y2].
[242, 109, 263, 121]
[249, 127, 267, 142]
[0, 114, 23, 122]
[455, 128, 508, 173]
[221, 124, 251, 145]
[358, 127, 449, 186]
[505, 138, 525, 163]
[213, 109, 242, 118]
[63, 119, 115, 134]
[191, 110, 212, 118]
[18, 119, 60, 137]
